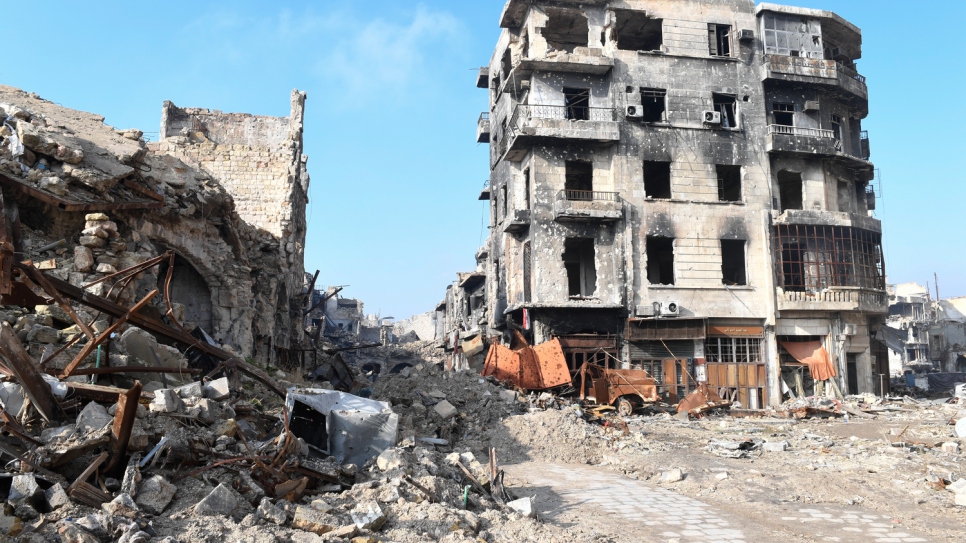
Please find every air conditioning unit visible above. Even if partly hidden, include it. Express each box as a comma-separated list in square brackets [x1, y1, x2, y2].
[830, 47, 844, 58]
[635, 304, 656, 317]
[625, 105, 643, 119]
[658, 301, 680, 317]
[703, 111, 721, 124]
[804, 100, 820, 112]
[841, 324, 858, 336]
[738, 29, 755, 41]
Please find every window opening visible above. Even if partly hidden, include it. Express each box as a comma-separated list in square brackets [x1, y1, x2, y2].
[523, 167, 531, 210]
[501, 183, 508, 219]
[706, 337, 763, 364]
[565, 161, 594, 198]
[831, 114, 843, 141]
[721, 239, 747, 286]
[773, 102, 795, 126]
[643, 161, 672, 199]
[501, 48, 513, 80]
[837, 181, 851, 213]
[712, 93, 737, 128]
[563, 238, 597, 298]
[640, 88, 667, 122]
[544, 9, 589, 53]
[646, 236, 675, 285]
[523, 241, 532, 303]
[777, 170, 803, 211]
[846, 353, 858, 394]
[716, 165, 741, 202]
[564, 87, 591, 120]
[614, 10, 663, 51]
[708, 24, 732, 57]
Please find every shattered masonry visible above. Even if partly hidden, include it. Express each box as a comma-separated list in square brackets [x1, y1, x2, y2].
[0, 85, 309, 366]
[440, 0, 888, 408]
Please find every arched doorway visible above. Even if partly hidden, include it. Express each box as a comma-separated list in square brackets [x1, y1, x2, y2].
[158, 253, 213, 332]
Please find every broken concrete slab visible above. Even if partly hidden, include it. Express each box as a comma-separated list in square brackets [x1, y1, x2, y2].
[102, 493, 139, 518]
[661, 469, 684, 483]
[204, 377, 230, 400]
[257, 497, 287, 525]
[76, 402, 112, 435]
[193, 483, 238, 517]
[376, 448, 407, 471]
[350, 502, 387, 531]
[9, 473, 39, 502]
[57, 522, 100, 543]
[433, 400, 458, 420]
[149, 389, 184, 414]
[45, 483, 70, 510]
[135, 475, 176, 515]
[507, 497, 535, 518]
[292, 505, 336, 535]
[763, 441, 790, 452]
[174, 381, 203, 399]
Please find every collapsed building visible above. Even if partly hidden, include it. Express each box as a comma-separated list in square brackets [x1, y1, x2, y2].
[456, 0, 889, 407]
[881, 282, 934, 374]
[0, 85, 309, 369]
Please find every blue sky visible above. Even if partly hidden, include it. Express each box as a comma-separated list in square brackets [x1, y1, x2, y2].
[2, 1, 963, 317]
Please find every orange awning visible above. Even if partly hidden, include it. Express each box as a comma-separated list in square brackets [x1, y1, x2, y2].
[781, 341, 837, 381]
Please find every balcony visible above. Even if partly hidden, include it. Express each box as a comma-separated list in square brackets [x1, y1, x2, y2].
[476, 66, 489, 89]
[477, 113, 490, 144]
[501, 51, 614, 94]
[495, 105, 620, 163]
[773, 209, 881, 234]
[777, 287, 887, 314]
[763, 54, 868, 103]
[767, 125, 873, 173]
[502, 209, 530, 233]
[553, 190, 622, 222]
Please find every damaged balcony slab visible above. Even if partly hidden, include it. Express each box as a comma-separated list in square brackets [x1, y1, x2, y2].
[773, 208, 882, 233]
[763, 54, 868, 103]
[553, 190, 622, 222]
[497, 105, 619, 163]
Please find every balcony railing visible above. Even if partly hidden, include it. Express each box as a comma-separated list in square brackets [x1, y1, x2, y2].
[562, 190, 620, 202]
[479, 112, 490, 122]
[778, 288, 887, 313]
[765, 54, 866, 84]
[769, 124, 835, 139]
[835, 62, 866, 84]
[516, 105, 616, 122]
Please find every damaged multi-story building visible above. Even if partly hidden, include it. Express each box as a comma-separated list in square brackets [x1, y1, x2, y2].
[0, 84, 309, 371]
[468, 0, 887, 407]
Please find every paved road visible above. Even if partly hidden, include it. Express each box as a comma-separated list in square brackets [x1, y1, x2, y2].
[504, 463, 933, 543]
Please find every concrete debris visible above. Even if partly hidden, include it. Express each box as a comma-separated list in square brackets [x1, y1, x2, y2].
[76, 401, 112, 434]
[376, 448, 407, 471]
[433, 399, 458, 420]
[350, 502, 387, 531]
[135, 475, 176, 515]
[762, 440, 790, 452]
[149, 389, 185, 413]
[9, 473, 39, 502]
[193, 483, 239, 517]
[660, 469, 684, 483]
[257, 497, 288, 525]
[292, 505, 335, 535]
[507, 497, 535, 518]
[45, 483, 70, 510]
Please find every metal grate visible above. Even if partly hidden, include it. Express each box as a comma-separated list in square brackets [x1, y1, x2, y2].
[774, 224, 885, 291]
[523, 242, 532, 303]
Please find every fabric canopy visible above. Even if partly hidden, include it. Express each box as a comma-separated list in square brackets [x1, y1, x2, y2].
[781, 341, 837, 381]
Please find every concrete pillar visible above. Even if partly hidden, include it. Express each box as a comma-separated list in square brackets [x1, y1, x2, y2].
[856, 347, 873, 394]
[765, 328, 781, 406]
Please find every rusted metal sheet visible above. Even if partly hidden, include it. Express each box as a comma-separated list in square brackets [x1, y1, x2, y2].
[676, 384, 732, 416]
[577, 361, 658, 411]
[0, 322, 64, 422]
[481, 339, 571, 390]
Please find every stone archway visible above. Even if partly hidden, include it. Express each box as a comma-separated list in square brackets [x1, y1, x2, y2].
[158, 253, 213, 333]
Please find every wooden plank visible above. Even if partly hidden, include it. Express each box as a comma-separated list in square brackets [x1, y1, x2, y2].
[66, 382, 155, 403]
[0, 322, 63, 422]
[105, 382, 142, 475]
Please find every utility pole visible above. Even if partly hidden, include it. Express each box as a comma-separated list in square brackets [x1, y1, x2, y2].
[934, 272, 940, 301]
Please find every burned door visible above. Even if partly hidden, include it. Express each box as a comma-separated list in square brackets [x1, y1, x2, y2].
[705, 326, 766, 409]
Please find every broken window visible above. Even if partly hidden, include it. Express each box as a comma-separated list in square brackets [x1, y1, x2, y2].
[640, 88, 667, 122]
[544, 8, 589, 54]
[712, 93, 737, 128]
[501, 48, 513, 79]
[643, 161, 672, 199]
[646, 236, 675, 285]
[777, 170, 803, 211]
[564, 87, 590, 120]
[774, 224, 885, 291]
[523, 241, 532, 302]
[773, 103, 795, 126]
[831, 114, 844, 141]
[563, 238, 596, 298]
[716, 165, 742, 202]
[721, 239, 747, 286]
[708, 24, 732, 57]
[565, 160, 594, 199]
[614, 10, 663, 51]
[523, 167, 531, 210]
